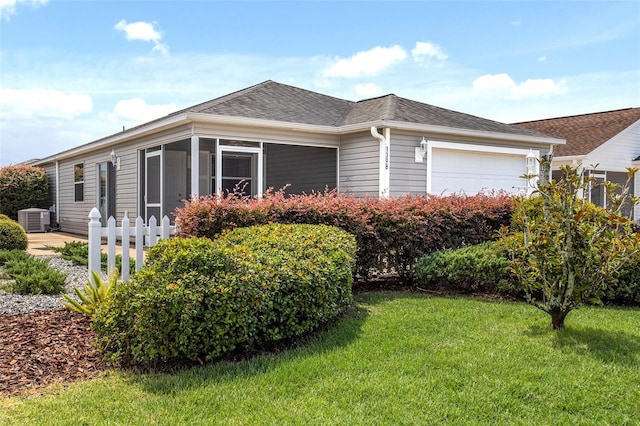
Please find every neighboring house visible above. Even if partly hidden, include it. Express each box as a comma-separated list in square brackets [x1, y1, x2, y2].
[34, 80, 563, 235]
[515, 107, 640, 218]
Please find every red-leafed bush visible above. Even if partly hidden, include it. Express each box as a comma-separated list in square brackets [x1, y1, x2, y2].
[175, 189, 514, 281]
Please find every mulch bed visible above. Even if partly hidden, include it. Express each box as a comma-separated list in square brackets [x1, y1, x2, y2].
[0, 310, 104, 397]
[0, 282, 511, 398]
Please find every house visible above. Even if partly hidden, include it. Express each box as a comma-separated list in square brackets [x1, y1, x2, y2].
[34, 80, 563, 235]
[515, 108, 640, 218]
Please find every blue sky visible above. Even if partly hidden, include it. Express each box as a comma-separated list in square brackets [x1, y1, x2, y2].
[1, 0, 638, 166]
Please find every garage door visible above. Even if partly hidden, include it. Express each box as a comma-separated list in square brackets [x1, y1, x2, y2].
[430, 148, 528, 195]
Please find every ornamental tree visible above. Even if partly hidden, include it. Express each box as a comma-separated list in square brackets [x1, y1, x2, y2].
[507, 161, 640, 329]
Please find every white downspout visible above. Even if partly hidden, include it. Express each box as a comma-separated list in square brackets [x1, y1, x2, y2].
[55, 161, 60, 226]
[371, 126, 390, 199]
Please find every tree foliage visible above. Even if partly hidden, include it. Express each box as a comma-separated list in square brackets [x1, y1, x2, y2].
[0, 165, 50, 220]
[505, 161, 640, 329]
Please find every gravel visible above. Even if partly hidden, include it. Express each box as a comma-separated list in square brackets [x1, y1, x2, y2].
[0, 256, 91, 315]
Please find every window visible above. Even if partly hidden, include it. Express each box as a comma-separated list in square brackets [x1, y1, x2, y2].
[74, 163, 84, 202]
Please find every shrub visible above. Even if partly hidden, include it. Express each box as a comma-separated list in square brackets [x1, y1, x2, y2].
[605, 252, 640, 306]
[413, 238, 518, 294]
[506, 163, 640, 329]
[176, 190, 513, 280]
[0, 251, 66, 295]
[92, 224, 356, 367]
[0, 217, 28, 251]
[0, 165, 50, 220]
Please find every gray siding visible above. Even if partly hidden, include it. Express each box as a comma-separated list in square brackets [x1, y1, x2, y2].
[43, 125, 192, 235]
[265, 144, 337, 194]
[39, 123, 341, 234]
[42, 163, 57, 211]
[339, 131, 379, 196]
[389, 132, 428, 196]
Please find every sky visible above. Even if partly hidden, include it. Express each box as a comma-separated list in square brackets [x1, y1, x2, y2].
[0, 0, 639, 166]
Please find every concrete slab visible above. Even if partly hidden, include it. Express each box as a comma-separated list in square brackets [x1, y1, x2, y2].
[26, 231, 139, 258]
[26, 232, 87, 256]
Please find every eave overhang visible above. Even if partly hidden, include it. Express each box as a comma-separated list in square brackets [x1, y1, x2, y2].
[34, 112, 565, 165]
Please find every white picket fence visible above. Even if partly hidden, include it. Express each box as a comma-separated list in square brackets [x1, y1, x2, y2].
[87, 207, 177, 282]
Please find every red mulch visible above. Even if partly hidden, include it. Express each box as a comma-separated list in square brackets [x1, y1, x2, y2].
[0, 310, 104, 397]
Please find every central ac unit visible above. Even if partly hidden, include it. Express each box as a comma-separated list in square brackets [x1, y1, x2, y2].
[17, 208, 51, 233]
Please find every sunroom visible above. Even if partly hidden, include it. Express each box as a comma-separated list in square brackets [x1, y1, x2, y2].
[137, 137, 338, 222]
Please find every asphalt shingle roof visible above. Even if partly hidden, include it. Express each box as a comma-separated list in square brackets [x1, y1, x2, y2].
[175, 80, 550, 138]
[514, 108, 640, 157]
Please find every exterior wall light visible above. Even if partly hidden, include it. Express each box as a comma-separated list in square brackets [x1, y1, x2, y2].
[526, 148, 536, 174]
[415, 137, 429, 163]
[110, 149, 121, 170]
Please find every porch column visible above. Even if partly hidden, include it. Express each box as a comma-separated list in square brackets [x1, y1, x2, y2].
[190, 135, 199, 199]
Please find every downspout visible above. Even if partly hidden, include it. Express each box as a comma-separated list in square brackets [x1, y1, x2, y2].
[371, 126, 390, 199]
[55, 161, 60, 227]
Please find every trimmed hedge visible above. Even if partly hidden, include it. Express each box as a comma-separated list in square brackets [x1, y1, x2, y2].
[0, 165, 49, 220]
[0, 217, 28, 251]
[413, 233, 640, 307]
[92, 224, 356, 367]
[176, 190, 513, 280]
[413, 238, 518, 295]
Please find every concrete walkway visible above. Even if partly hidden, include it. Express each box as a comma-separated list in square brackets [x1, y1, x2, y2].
[26, 232, 88, 256]
[26, 231, 139, 258]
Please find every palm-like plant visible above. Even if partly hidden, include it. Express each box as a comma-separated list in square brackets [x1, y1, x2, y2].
[62, 269, 118, 315]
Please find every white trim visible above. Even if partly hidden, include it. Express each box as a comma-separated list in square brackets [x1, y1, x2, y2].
[33, 113, 564, 165]
[216, 144, 263, 197]
[336, 146, 340, 190]
[425, 139, 540, 194]
[145, 149, 163, 221]
[55, 161, 60, 225]
[190, 135, 200, 198]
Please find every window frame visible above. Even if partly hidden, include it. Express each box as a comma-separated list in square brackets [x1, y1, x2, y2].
[74, 162, 85, 202]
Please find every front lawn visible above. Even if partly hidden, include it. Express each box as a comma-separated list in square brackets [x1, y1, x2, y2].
[2, 292, 639, 425]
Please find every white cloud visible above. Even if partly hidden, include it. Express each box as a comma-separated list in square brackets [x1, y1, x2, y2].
[112, 98, 177, 125]
[0, 0, 47, 20]
[538, 56, 548, 63]
[511, 78, 567, 99]
[511, 19, 522, 27]
[0, 88, 92, 119]
[323, 45, 407, 78]
[472, 73, 566, 100]
[354, 83, 382, 98]
[114, 19, 169, 55]
[473, 73, 516, 91]
[411, 42, 448, 62]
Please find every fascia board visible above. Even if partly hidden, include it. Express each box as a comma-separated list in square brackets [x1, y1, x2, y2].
[191, 114, 565, 146]
[34, 114, 192, 164]
[552, 155, 588, 162]
[373, 120, 566, 146]
[33, 112, 565, 165]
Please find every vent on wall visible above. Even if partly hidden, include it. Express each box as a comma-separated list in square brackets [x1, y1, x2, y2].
[17, 208, 51, 233]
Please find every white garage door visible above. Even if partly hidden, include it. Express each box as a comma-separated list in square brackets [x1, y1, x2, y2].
[431, 148, 527, 195]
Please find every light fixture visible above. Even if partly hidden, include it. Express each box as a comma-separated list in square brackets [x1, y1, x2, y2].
[526, 149, 536, 174]
[420, 137, 428, 155]
[110, 149, 120, 170]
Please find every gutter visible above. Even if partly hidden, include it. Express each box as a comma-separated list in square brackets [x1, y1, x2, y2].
[33, 112, 565, 166]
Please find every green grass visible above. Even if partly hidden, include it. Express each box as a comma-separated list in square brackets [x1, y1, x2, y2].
[2, 292, 639, 425]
